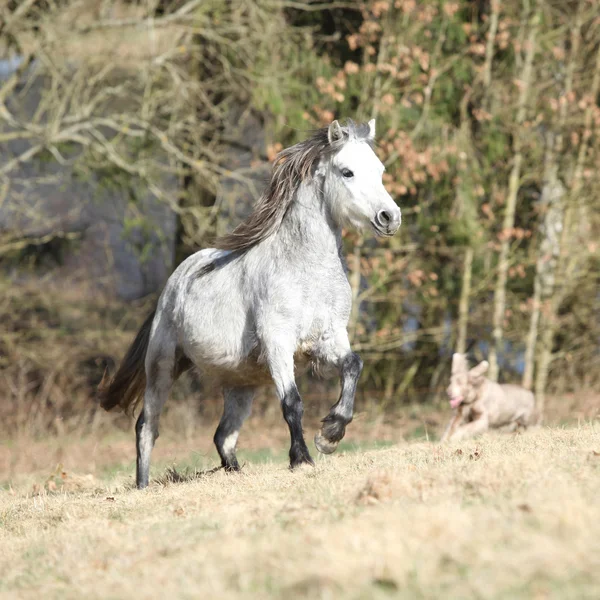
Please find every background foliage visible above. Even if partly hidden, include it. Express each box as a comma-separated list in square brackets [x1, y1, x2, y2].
[1, 0, 599, 435]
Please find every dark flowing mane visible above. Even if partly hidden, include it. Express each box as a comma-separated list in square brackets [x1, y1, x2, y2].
[214, 119, 373, 252]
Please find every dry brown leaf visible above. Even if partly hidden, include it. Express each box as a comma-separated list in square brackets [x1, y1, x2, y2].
[469, 448, 483, 461]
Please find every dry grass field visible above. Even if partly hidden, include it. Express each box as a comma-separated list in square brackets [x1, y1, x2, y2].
[1, 418, 600, 599]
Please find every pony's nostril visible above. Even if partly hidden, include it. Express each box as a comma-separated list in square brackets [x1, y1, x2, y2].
[374, 208, 400, 235]
[378, 210, 391, 225]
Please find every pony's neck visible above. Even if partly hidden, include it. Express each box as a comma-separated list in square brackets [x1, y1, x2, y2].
[276, 178, 342, 256]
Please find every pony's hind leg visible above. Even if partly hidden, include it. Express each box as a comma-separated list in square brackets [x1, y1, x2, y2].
[136, 337, 176, 489]
[213, 387, 255, 471]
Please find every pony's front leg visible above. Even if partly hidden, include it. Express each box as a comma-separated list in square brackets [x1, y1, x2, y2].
[267, 347, 314, 469]
[314, 336, 363, 454]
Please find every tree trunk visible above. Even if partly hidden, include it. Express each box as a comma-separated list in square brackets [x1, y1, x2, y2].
[523, 151, 564, 390]
[534, 39, 600, 413]
[522, 275, 541, 391]
[456, 246, 473, 354]
[349, 236, 364, 341]
[523, 3, 581, 391]
[488, 8, 539, 382]
[453, 82, 478, 356]
[482, 0, 500, 95]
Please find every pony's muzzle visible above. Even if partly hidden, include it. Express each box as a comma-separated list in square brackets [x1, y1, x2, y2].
[374, 208, 401, 236]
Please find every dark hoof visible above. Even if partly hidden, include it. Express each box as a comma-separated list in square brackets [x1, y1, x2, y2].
[315, 416, 348, 454]
[223, 464, 241, 473]
[289, 446, 315, 469]
[222, 459, 241, 472]
[314, 431, 339, 455]
[290, 457, 315, 470]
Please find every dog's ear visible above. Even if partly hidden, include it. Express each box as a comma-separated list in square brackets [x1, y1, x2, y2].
[452, 353, 468, 374]
[468, 360, 489, 384]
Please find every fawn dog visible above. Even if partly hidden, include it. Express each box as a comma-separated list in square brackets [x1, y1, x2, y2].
[441, 353, 538, 442]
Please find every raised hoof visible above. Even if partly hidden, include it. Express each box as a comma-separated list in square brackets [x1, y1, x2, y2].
[314, 431, 339, 455]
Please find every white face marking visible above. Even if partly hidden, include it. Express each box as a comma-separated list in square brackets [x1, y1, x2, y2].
[324, 140, 401, 236]
[222, 432, 239, 455]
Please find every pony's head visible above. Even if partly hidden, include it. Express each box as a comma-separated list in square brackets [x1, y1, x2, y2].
[319, 119, 401, 237]
[214, 118, 401, 252]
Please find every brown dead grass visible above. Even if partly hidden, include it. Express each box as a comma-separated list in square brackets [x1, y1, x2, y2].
[1, 423, 600, 599]
[0, 409, 401, 486]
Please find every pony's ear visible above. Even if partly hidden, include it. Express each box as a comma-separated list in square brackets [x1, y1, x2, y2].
[367, 118, 376, 140]
[328, 120, 344, 145]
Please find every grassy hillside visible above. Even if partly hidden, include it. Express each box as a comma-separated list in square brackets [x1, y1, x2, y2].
[1, 423, 599, 599]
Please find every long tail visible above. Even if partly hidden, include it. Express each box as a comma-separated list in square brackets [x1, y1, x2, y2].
[98, 310, 156, 415]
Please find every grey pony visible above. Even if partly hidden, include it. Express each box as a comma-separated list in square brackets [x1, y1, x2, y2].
[99, 119, 401, 489]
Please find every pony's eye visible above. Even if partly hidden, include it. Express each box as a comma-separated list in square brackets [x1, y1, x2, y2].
[341, 168, 354, 178]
